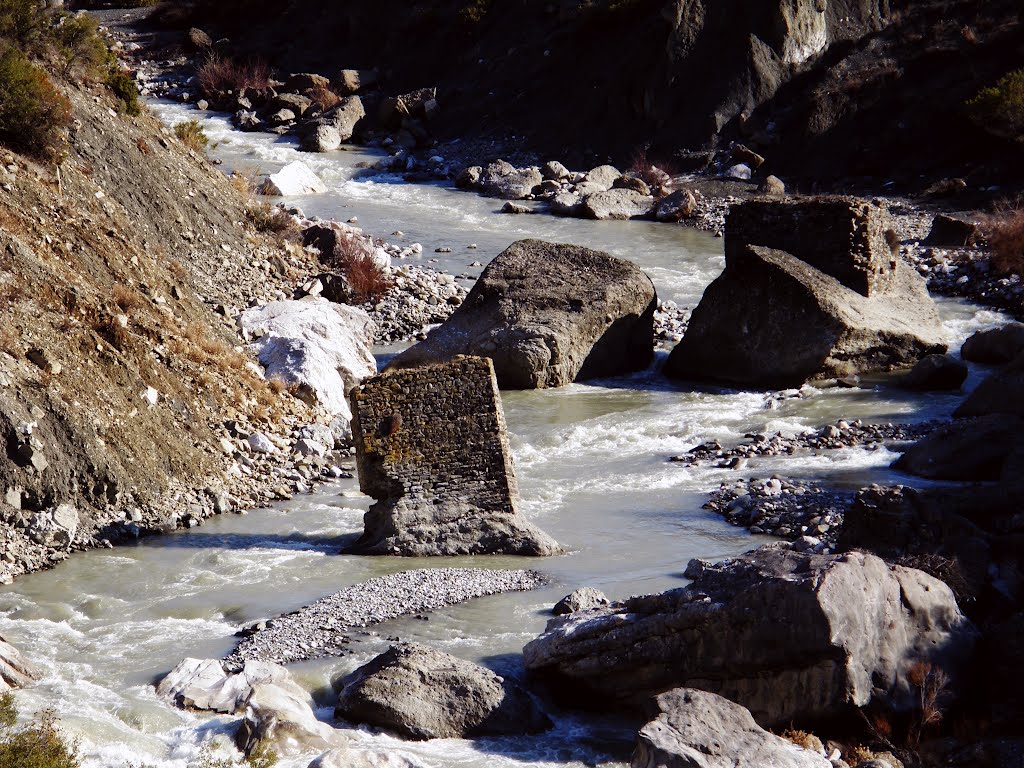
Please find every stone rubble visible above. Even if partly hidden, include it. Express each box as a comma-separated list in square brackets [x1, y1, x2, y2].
[669, 419, 939, 468]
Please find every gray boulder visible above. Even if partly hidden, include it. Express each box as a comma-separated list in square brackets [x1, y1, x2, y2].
[301, 124, 342, 153]
[955, 352, 1024, 418]
[553, 587, 610, 615]
[923, 214, 981, 247]
[268, 92, 312, 117]
[389, 240, 656, 389]
[897, 353, 968, 391]
[581, 164, 621, 191]
[479, 160, 542, 199]
[632, 688, 830, 768]
[28, 503, 78, 549]
[523, 545, 977, 726]
[582, 188, 654, 220]
[550, 191, 583, 217]
[893, 415, 1024, 481]
[759, 175, 787, 196]
[542, 160, 571, 180]
[960, 323, 1024, 364]
[335, 643, 551, 740]
[335, 69, 377, 95]
[655, 189, 698, 222]
[665, 198, 947, 388]
[0, 634, 39, 691]
[319, 96, 365, 141]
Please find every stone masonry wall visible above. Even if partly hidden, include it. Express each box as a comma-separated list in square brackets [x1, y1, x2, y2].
[726, 197, 899, 297]
[349, 355, 519, 513]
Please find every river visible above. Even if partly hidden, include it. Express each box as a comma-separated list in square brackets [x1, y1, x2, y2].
[0, 103, 1008, 768]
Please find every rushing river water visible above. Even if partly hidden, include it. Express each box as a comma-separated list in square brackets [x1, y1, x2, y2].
[0, 103, 1010, 767]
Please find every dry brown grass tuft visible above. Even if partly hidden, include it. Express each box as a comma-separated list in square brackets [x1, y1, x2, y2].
[168, 259, 187, 280]
[324, 231, 393, 302]
[306, 84, 340, 110]
[197, 53, 270, 98]
[985, 202, 1024, 276]
[780, 729, 823, 753]
[246, 203, 301, 242]
[112, 283, 145, 312]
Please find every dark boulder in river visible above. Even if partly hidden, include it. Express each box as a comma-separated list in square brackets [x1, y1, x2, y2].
[336, 643, 551, 739]
[664, 198, 947, 389]
[523, 544, 977, 726]
[390, 239, 657, 389]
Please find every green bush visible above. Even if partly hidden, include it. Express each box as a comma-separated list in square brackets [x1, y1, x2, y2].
[0, 692, 80, 768]
[0, 0, 50, 52]
[0, 45, 71, 160]
[174, 119, 208, 151]
[968, 68, 1024, 142]
[107, 69, 140, 115]
[54, 12, 109, 79]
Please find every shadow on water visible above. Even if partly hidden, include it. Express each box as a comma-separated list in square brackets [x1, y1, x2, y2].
[132, 530, 359, 553]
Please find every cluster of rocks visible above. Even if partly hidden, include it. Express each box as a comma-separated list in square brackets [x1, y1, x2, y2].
[225, 568, 546, 667]
[652, 300, 690, 345]
[456, 158, 744, 227]
[705, 478, 854, 548]
[365, 266, 465, 344]
[670, 420, 937, 468]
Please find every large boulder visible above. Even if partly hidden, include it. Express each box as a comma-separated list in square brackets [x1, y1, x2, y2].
[335, 643, 551, 739]
[960, 323, 1024, 364]
[478, 160, 542, 199]
[893, 415, 1024, 481]
[632, 688, 830, 768]
[897, 353, 968, 391]
[156, 658, 296, 714]
[389, 240, 656, 389]
[260, 161, 328, 196]
[301, 124, 342, 153]
[0, 634, 39, 691]
[955, 352, 1024, 418]
[239, 299, 376, 421]
[581, 188, 655, 220]
[318, 96, 365, 141]
[665, 198, 946, 388]
[27, 503, 78, 549]
[523, 545, 977, 726]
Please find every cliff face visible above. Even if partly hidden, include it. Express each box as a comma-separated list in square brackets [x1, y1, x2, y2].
[0, 81, 312, 580]
[154, 0, 1021, 184]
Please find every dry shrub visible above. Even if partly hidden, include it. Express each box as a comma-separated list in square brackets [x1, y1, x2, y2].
[266, 377, 286, 395]
[246, 203, 300, 242]
[780, 729, 823, 753]
[197, 53, 270, 98]
[985, 202, 1024, 276]
[93, 312, 130, 350]
[626, 145, 677, 194]
[168, 259, 187, 280]
[306, 84, 339, 110]
[112, 283, 145, 311]
[325, 231, 393, 302]
[907, 660, 949, 747]
[229, 163, 262, 197]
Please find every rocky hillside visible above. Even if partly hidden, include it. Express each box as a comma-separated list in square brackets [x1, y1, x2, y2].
[0, 76, 320, 580]
[140, 0, 1022, 187]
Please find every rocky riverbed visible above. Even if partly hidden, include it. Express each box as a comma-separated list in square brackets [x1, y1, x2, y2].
[225, 568, 547, 667]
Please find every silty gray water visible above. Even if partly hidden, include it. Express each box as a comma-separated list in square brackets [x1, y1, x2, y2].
[0, 102, 1008, 768]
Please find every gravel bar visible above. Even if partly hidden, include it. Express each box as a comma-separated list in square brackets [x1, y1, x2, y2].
[225, 568, 547, 667]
